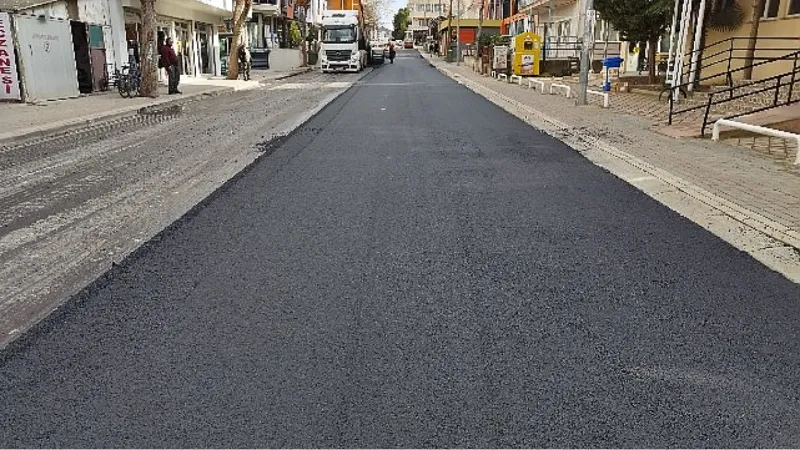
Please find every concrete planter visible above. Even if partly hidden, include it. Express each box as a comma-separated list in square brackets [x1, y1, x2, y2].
[269, 48, 303, 72]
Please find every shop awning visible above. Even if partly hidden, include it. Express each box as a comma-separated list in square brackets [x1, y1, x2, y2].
[439, 19, 502, 31]
[0, 0, 53, 11]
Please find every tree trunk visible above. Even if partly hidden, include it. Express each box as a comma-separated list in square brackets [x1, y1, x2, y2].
[648, 38, 657, 84]
[139, 0, 158, 98]
[301, 21, 308, 67]
[637, 40, 646, 73]
[227, 0, 252, 80]
[447, 0, 454, 49]
[475, 0, 484, 47]
[743, 0, 765, 80]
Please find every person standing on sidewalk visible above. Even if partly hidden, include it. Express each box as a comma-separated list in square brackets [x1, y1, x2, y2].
[160, 38, 181, 95]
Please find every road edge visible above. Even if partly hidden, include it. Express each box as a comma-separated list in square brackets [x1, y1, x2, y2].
[426, 57, 800, 283]
[0, 72, 362, 352]
[0, 87, 237, 146]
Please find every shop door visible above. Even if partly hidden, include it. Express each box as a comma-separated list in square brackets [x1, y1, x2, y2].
[199, 32, 209, 73]
[175, 25, 190, 76]
[88, 24, 107, 92]
[70, 21, 92, 94]
[459, 28, 474, 44]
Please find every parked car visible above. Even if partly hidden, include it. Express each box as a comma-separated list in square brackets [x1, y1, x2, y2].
[371, 45, 385, 65]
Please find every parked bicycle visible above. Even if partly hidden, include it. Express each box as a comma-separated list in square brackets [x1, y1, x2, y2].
[117, 60, 141, 98]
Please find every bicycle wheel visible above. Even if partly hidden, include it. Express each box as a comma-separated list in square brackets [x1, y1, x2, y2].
[129, 78, 140, 97]
[117, 75, 130, 98]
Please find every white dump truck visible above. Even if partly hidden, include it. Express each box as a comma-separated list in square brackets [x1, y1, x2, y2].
[319, 10, 368, 73]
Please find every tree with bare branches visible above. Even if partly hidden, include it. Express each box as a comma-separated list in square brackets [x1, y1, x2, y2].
[228, 0, 253, 80]
[474, 0, 484, 46]
[446, 0, 453, 45]
[139, 0, 159, 98]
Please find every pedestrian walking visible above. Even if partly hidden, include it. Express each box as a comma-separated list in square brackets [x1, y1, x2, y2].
[160, 37, 181, 95]
[237, 44, 251, 81]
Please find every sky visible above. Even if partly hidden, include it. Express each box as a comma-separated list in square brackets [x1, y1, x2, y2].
[382, 0, 407, 29]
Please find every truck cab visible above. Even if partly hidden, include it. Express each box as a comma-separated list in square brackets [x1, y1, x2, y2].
[319, 11, 368, 73]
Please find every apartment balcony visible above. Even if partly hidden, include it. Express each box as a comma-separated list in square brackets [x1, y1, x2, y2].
[520, 0, 575, 14]
[253, 0, 280, 14]
[195, 0, 234, 12]
[122, 0, 234, 16]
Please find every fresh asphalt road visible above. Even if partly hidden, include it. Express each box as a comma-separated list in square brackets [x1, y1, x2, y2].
[2, 51, 800, 448]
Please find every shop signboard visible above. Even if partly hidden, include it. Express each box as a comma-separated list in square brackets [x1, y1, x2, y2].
[493, 45, 508, 70]
[0, 12, 21, 101]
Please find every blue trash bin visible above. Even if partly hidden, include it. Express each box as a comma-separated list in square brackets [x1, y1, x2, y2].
[602, 56, 624, 91]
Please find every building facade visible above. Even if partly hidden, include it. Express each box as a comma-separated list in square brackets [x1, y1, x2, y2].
[702, 0, 800, 83]
[407, 0, 443, 42]
[1, 0, 130, 101]
[121, 0, 231, 78]
[408, 0, 480, 42]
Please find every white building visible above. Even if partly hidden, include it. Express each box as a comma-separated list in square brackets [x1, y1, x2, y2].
[121, 0, 233, 78]
[407, 0, 479, 41]
[372, 25, 390, 41]
[1, 0, 130, 101]
[406, 0, 444, 40]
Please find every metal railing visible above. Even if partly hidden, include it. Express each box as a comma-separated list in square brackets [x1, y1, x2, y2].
[668, 50, 800, 131]
[664, 36, 800, 99]
[540, 36, 622, 62]
[542, 36, 581, 61]
[677, 36, 800, 82]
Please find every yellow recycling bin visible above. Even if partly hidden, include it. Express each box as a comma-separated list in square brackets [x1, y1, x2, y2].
[512, 32, 542, 76]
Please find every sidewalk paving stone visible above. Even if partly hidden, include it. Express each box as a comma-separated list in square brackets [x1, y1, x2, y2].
[424, 55, 800, 250]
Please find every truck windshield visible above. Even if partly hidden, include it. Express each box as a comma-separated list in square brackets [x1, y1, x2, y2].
[322, 26, 356, 43]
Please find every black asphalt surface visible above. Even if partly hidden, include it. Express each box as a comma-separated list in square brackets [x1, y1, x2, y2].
[2, 51, 800, 448]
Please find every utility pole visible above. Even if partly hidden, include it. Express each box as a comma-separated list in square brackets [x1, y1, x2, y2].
[576, 0, 594, 105]
[544, 0, 552, 61]
[456, 0, 460, 65]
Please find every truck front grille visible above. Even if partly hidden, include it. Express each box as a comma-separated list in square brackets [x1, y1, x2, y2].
[326, 50, 351, 61]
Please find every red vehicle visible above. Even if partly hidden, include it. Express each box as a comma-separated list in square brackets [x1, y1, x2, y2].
[403, 39, 414, 49]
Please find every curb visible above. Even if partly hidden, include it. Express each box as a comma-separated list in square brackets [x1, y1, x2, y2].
[273, 67, 314, 81]
[0, 86, 237, 146]
[426, 55, 800, 282]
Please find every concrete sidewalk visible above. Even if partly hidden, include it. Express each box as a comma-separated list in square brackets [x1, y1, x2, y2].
[423, 53, 800, 281]
[0, 68, 311, 145]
